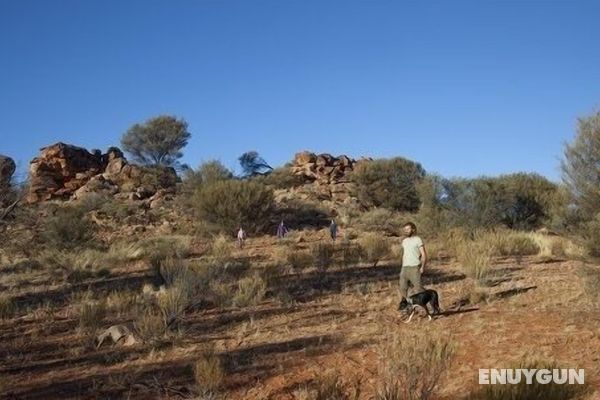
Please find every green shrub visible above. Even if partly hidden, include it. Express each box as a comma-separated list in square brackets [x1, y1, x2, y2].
[158, 286, 190, 328]
[360, 233, 390, 267]
[193, 180, 274, 234]
[351, 157, 425, 211]
[355, 209, 404, 235]
[41, 206, 96, 250]
[232, 274, 267, 307]
[261, 166, 306, 189]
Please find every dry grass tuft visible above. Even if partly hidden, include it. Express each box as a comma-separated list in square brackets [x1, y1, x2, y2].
[0, 294, 16, 319]
[360, 233, 390, 267]
[310, 242, 335, 272]
[377, 330, 456, 400]
[77, 297, 107, 334]
[233, 273, 267, 307]
[194, 349, 225, 395]
[456, 240, 493, 283]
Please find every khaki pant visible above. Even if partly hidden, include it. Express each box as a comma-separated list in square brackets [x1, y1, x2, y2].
[399, 266, 424, 299]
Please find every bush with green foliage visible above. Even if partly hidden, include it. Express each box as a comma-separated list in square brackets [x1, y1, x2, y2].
[193, 180, 275, 233]
[438, 173, 558, 231]
[121, 114, 191, 167]
[561, 110, 600, 220]
[351, 157, 425, 211]
[41, 206, 96, 250]
[360, 233, 390, 267]
[183, 160, 233, 192]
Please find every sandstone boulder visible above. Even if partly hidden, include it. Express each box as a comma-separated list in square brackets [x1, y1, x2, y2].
[27, 142, 177, 203]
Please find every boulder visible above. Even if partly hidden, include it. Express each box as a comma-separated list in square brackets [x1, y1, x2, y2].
[26, 142, 178, 203]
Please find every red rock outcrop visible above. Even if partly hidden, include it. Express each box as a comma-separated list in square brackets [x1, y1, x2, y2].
[27, 142, 177, 203]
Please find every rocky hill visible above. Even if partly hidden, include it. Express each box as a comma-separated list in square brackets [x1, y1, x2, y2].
[26, 142, 177, 206]
[274, 151, 370, 213]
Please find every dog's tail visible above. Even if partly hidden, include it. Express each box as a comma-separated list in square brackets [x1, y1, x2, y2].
[431, 291, 441, 314]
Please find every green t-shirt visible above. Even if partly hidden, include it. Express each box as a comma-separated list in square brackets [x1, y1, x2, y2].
[402, 236, 424, 267]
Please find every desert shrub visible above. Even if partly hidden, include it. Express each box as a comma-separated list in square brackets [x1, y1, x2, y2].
[194, 349, 225, 394]
[312, 374, 361, 400]
[193, 179, 274, 234]
[0, 294, 15, 319]
[37, 249, 111, 283]
[232, 274, 267, 307]
[355, 208, 404, 235]
[142, 235, 191, 261]
[578, 265, 600, 306]
[183, 160, 233, 190]
[479, 231, 540, 257]
[351, 157, 425, 211]
[338, 240, 362, 268]
[457, 280, 489, 305]
[41, 205, 96, 250]
[456, 239, 493, 283]
[360, 233, 390, 267]
[78, 298, 107, 334]
[159, 256, 189, 287]
[579, 214, 600, 258]
[311, 242, 335, 272]
[277, 201, 330, 229]
[377, 331, 455, 400]
[262, 166, 306, 189]
[158, 286, 190, 327]
[561, 110, 600, 220]
[287, 249, 313, 271]
[210, 234, 234, 264]
[465, 361, 586, 400]
[135, 309, 166, 342]
[106, 290, 145, 316]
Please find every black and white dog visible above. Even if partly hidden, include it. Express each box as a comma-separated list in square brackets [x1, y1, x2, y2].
[398, 289, 441, 323]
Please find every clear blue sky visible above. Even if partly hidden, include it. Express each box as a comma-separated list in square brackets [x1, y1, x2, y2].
[2, 0, 600, 181]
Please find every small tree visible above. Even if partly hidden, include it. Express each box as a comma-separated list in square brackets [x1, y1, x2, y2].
[238, 151, 273, 177]
[561, 110, 600, 219]
[121, 115, 191, 167]
[193, 180, 274, 233]
[183, 160, 233, 191]
[351, 157, 425, 211]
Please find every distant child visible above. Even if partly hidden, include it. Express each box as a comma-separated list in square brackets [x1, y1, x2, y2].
[329, 219, 338, 242]
[237, 226, 246, 249]
[277, 220, 288, 239]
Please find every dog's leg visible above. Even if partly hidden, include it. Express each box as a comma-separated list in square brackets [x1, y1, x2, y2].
[404, 309, 416, 324]
[427, 314, 432, 321]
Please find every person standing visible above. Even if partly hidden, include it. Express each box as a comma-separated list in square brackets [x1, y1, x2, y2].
[399, 222, 427, 304]
[237, 226, 246, 249]
[329, 219, 338, 242]
[276, 220, 288, 239]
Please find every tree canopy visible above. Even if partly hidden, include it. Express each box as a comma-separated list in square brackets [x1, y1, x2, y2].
[121, 115, 191, 167]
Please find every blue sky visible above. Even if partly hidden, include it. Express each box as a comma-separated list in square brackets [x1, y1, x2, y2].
[1, 0, 599, 181]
